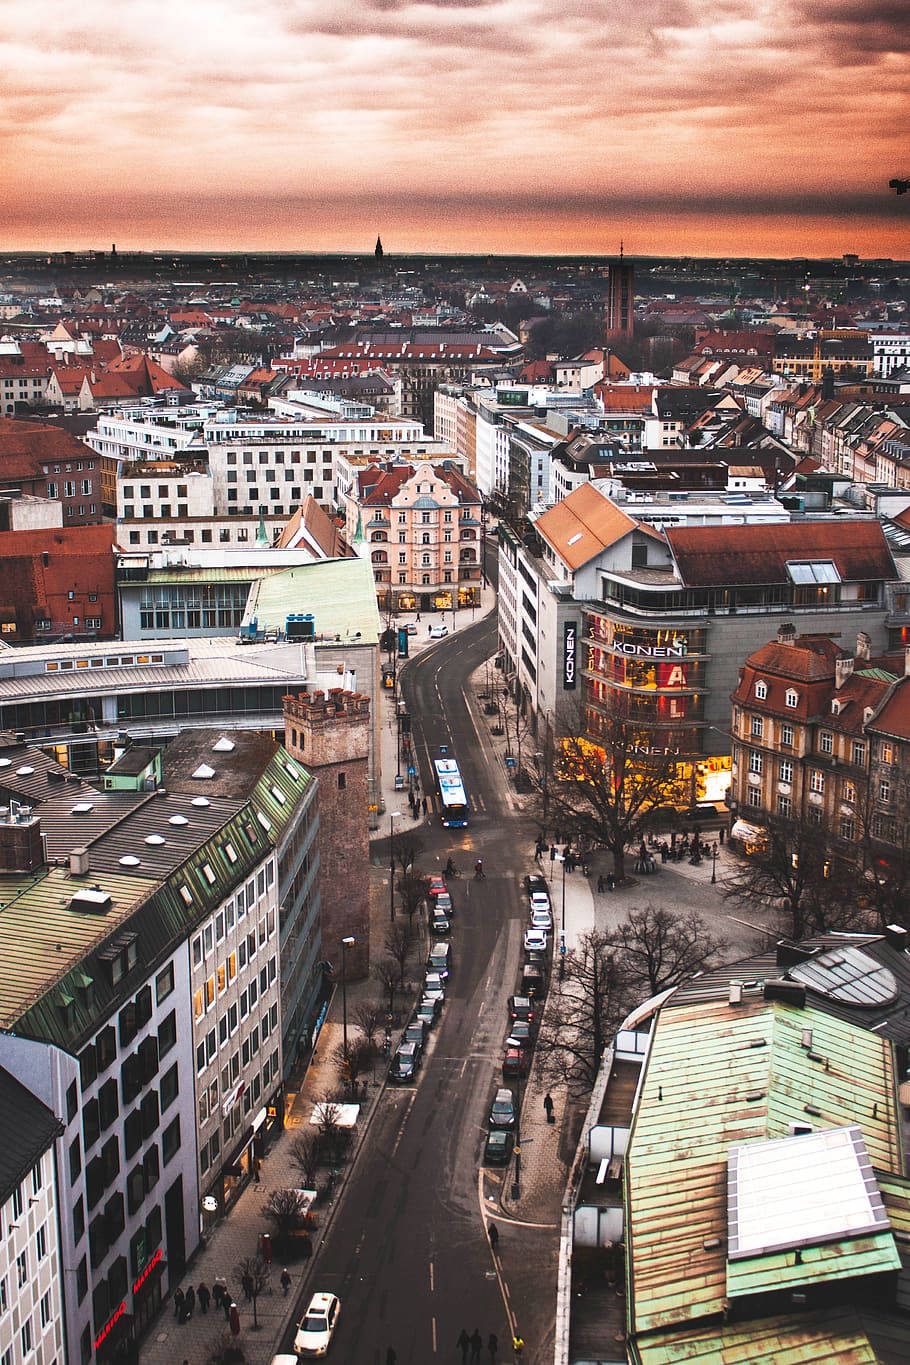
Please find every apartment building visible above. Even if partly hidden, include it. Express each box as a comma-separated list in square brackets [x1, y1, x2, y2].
[0, 1069, 65, 1365]
[346, 460, 483, 611]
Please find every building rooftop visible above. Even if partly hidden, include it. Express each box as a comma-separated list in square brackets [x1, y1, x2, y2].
[242, 553, 381, 645]
[0, 1066, 63, 1205]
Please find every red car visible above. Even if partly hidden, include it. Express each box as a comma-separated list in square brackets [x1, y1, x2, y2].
[502, 1046, 528, 1079]
[428, 876, 447, 898]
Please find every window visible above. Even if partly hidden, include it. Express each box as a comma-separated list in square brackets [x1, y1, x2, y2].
[162, 1117, 180, 1165]
[21, 1319, 31, 1356]
[748, 751, 763, 775]
[777, 795, 792, 818]
[754, 680, 767, 699]
[338, 772, 346, 790]
[155, 963, 175, 1003]
[36, 1222, 47, 1261]
[879, 741, 894, 764]
[781, 723, 794, 748]
[809, 770, 825, 794]
[840, 816, 856, 840]
[842, 779, 856, 802]
[160, 1062, 179, 1112]
[40, 1290, 50, 1329]
[819, 731, 833, 755]
[852, 741, 866, 766]
[750, 716, 763, 738]
[779, 760, 793, 783]
[16, 1250, 28, 1288]
[880, 780, 891, 803]
[785, 689, 799, 708]
[158, 1009, 177, 1057]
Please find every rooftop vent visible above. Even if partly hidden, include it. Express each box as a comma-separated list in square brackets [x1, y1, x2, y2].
[71, 803, 94, 815]
[70, 886, 112, 913]
[728, 982, 743, 1005]
[763, 979, 806, 1008]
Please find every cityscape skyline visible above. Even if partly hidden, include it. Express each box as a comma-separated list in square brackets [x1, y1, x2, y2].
[2, 0, 907, 258]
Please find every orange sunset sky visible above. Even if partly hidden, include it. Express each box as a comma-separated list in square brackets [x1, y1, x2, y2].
[1, 0, 907, 259]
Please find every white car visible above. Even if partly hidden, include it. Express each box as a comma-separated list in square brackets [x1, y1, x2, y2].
[429, 623, 449, 638]
[524, 927, 548, 952]
[529, 890, 551, 913]
[530, 906, 553, 932]
[294, 1292, 341, 1356]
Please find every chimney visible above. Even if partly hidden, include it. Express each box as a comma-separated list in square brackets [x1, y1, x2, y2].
[884, 924, 908, 952]
[856, 631, 871, 662]
[763, 979, 807, 1008]
[834, 655, 855, 690]
[777, 622, 796, 646]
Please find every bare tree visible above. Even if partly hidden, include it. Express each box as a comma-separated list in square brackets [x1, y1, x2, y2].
[610, 905, 727, 995]
[723, 814, 865, 938]
[206, 1336, 247, 1365]
[353, 1001, 382, 1049]
[315, 1097, 347, 1166]
[854, 779, 910, 929]
[290, 1132, 321, 1190]
[264, 1188, 310, 1245]
[392, 828, 424, 875]
[234, 1254, 270, 1329]
[535, 709, 682, 884]
[535, 929, 630, 1098]
[385, 922, 414, 989]
[374, 957, 398, 1016]
[396, 869, 429, 931]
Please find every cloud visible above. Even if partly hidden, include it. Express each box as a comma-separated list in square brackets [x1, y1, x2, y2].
[0, 0, 906, 255]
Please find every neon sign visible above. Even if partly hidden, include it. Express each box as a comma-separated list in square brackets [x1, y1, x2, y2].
[133, 1247, 163, 1294]
[94, 1301, 126, 1349]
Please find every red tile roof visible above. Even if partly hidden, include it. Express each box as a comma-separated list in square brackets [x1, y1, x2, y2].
[869, 676, 910, 741]
[668, 520, 894, 587]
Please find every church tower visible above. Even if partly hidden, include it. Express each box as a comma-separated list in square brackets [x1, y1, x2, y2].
[374, 236, 384, 260]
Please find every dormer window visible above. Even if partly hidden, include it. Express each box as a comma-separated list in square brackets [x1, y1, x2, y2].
[785, 689, 799, 708]
[754, 680, 767, 700]
[831, 699, 840, 716]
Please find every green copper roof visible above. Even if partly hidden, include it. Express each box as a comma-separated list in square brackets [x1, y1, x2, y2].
[726, 1230, 899, 1298]
[636, 1306, 882, 1365]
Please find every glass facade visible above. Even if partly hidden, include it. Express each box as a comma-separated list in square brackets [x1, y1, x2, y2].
[138, 584, 250, 632]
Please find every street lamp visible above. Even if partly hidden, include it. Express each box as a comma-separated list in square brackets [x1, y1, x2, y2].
[389, 810, 403, 922]
[711, 843, 718, 884]
[341, 935, 355, 1091]
[556, 851, 567, 979]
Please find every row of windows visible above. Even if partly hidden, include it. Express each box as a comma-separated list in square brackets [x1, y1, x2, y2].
[195, 961, 277, 1075]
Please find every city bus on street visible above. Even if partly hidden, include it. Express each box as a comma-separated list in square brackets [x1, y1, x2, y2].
[433, 755, 469, 828]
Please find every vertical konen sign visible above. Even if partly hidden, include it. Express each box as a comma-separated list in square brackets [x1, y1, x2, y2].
[563, 621, 578, 690]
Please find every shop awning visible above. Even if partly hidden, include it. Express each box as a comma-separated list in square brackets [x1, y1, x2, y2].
[730, 819, 766, 843]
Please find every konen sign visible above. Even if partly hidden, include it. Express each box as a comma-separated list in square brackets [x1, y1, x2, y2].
[612, 642, 687, 658]
[563, 621, 578, 690]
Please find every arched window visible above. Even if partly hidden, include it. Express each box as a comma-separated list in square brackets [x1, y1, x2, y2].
[755, 680, 767, 699]
[785, 689, 799, 708]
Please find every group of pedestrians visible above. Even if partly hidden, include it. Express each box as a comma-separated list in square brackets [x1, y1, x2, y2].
[456, 1327, 501, 1361]
[173, 1279, 224, 1323]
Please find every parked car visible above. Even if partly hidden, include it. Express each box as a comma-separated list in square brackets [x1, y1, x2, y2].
[521, 964, 546, 999]
[427, 942, 451, 978]
[508, 995, 535, 1024]
[524, 927, 548, 953]
[524, 872, 549, 895]
[416, 999, 440, 1029]
[484, 1129, 515, 1166]
[428, 875, 448, 898]
[430, 911, 451, 936]
[506, 1018, 533, 1045]
[489, 1087, 516, 1128]
[294, 1292, 341, 1356]
[524, 946, 549, 970]
[429, 623, 449, 638]
[389, 1041, 420, 1083]
[529, 890, 552, 913]
[405, 622, 419, 635]
[502, 1046, 528, 1079]
[434, 891, 454, 915]
[529, 906, 553, 932]
[404, 1019, 428, 1053]
[424, 972, 447, 998]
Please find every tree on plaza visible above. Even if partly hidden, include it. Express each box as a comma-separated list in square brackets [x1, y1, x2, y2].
[853, 779, 910, 929]
[610, 905, 727, 996]
[535, 929, 630, 1098]
[314, 1096, 348, 1166]
[352, 1000, 382, 1050]
[374, 957, 399, 1016]
[384, 922, 414, 990]
[206, 1337, 247, 1365]
[289, 1131, 321, 1190]
[263, 1188, 311, 1247]
[535, 707, 683, 884]
[233, 1254, 270, 1329]
[391, 828, 424, 876]
[723, 813, 865, 939]
[395, 867, 429, 932]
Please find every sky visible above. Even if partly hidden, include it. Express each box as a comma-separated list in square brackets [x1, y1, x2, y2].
[1, 0, 907, 259]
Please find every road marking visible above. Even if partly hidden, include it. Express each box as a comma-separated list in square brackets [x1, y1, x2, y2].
[429, 1260, 434, 1293]
[476, 1168, 518, 1341]
[388, 1091, 418, 1160]
[432, 1316, 438, 1352]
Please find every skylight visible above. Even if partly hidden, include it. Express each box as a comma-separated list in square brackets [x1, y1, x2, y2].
[192, 797, 211, 808]
[192, 764, 216, 780]
[72, 803, 94, 814]
[144, 835, 165, 846]
[169, 815, 189, 827]
[786, 560, 840, 585]
[119, 856, 141, 867]
[567, 532, 583, 546]
[212, 737, 235, 753]
[16, 766, 34, 776]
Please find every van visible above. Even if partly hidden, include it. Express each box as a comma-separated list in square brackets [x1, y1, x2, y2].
[521, 964, 546, 999]
[427, 941, 451, 979]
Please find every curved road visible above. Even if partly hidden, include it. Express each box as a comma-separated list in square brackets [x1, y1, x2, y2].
[282, 608, 559, 1362]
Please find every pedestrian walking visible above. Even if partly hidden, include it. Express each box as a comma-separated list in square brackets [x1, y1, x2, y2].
[488, 1221, 499, 1252]
[185, 1285, 195, 1318]
[173, 1287, 184, 1321]
[242, 1271, 253, 1302]
[457, 1328, 471, 1363]
[488, 1332, 499, 1362]
[544, 1092, 554, 1123]
[512, 1334, 525, 1359]
[224, 1296, 234, 1323]
[470, 1328, 483, 1361]
[422, 796, 427, 816]
[280, 1268, 292, 1296]
[212, 1282, 223, 1310]
[254, 1157, 261, 1183]
[197, 1282, 210, 1314]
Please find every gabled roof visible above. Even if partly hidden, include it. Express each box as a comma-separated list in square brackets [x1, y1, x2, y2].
[668, 521, 894, 587]
[867, 675, 910, 742]
[0, 1067, 63, 1203]
[534, 484, 638, 569]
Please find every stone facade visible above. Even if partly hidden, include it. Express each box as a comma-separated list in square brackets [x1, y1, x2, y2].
[283, 688, 371, 979]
